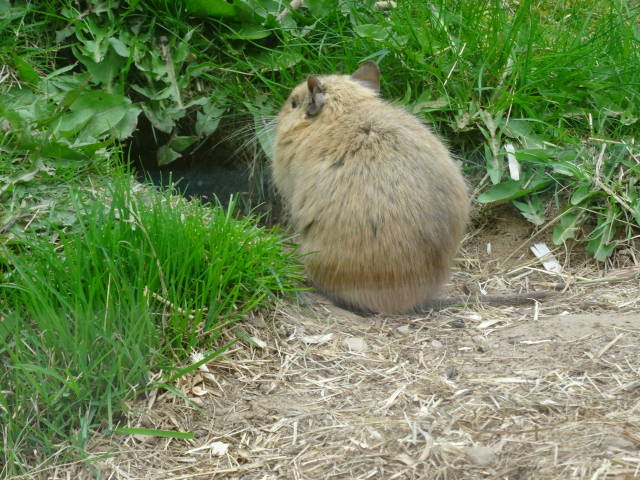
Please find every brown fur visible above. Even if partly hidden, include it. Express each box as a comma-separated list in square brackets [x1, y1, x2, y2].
[272, 62, 470, 314]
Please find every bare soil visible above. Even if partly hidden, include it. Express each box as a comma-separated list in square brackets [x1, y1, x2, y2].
[56, 207, 640, 479]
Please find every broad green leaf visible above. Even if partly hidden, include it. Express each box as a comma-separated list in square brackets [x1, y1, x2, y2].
[0, 104, 23, 128]
[354, 24, 389, 42]
[9, 94, 54, 125]
[157, 145, 182, 166]
[570, 185, 593, 205]
[58, 86, 90, 111]
[502, 119, 532, 139]
[412, 92, 449, 114]
[477, 180, 523, 203]
[173, 32, 194, 65]
[75, 140, 111, 156]
[586, 206, 619, 261]
[53, 109, 94, 137]
[185, 0, 237, 17]
[108, 37, 130, 57]
[130, 84, 173, 101]
[179, 98, 208, 112]
[48, 206, 79, 227]
[512, 197, 545, 225]
[478, 109, 502, 136]
[552, 211, 582, 244]
[195, 103, 224, 137]
[501, 119, 545, 148]
[587, 233, 617, 261]
[82, 106, 129, 138]
[77, 17, 108, 56]
[0, 165, 44, 196]
[250, 49, 304, 72]
[40, 142, 86, 160]
[514, 148, 553, 164]
[141, 103, 177, 133]
[339, 0, 356, 14]
[169, 136, 197, 153]
[619, 110, 638, 126]
[477, 174, 551, 204]
[556, 149, 580, 163]
[73, 47, 125, 86]
[244, 0, 284, 21]
[305, 0, 334, 18]
[485, 143, 502, 185]
[453, 111, 474, 132]
[55, 25, 74, 43]
[21, 137, 86, 161]
[224, 25, 272, 40]
[551, 161, 583, 178]
[112, 106, 141, 139]
[12, 55, 40, 85]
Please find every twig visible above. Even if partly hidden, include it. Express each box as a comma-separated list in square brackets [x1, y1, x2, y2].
[573, 268, 640, 286]
[594, 333, 624, 360]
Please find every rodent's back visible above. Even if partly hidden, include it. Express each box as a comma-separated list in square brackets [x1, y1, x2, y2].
[273, 64, 469, 313]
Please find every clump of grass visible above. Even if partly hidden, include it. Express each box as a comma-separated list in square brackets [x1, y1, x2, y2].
[0, 178, 303, 475]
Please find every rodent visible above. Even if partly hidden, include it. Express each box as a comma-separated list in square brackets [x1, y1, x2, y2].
[272, 61, 553, 314]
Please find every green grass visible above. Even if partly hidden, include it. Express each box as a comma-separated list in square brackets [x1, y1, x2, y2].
[1, 177, 303, 474]
[1, 0, 639, 475]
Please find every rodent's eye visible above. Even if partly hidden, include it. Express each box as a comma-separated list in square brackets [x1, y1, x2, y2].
[291, 98, 298, 109]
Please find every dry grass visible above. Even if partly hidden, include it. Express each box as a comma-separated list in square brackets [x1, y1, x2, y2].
[32, 208, 640, 480]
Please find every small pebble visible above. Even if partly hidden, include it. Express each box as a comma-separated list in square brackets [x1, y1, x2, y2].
[602, 435, 636, 450]
[473, 335, 491, 353]
[343, 337, 368, 353]
[464, 445, 496, 466]
[396, 325, 412, 335]
[445, 366, 458, 379]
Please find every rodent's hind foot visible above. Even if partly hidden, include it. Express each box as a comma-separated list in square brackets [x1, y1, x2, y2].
[323, 292, 377, 317]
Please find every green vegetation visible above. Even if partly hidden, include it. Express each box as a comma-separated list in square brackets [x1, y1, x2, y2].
[1, 0, 639, 475]
[1, 178, 303, 474]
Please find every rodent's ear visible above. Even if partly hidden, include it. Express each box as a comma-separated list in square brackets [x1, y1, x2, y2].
[351, 61, 380, 93]
[306, 76, 325, 117]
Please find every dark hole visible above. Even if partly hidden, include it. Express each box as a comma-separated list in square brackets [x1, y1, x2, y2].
[127, 115, 283, 225]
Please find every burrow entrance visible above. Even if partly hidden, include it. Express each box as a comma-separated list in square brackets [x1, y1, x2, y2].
[127, 115, 282, 223]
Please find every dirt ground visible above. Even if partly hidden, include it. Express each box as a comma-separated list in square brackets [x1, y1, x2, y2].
[55, 208, 640, 479]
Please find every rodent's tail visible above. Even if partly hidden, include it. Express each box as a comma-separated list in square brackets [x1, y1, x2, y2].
[418, 286, 565, 312]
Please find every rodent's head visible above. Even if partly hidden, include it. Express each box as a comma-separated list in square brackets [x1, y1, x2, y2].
[276, 61, 381, 134]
